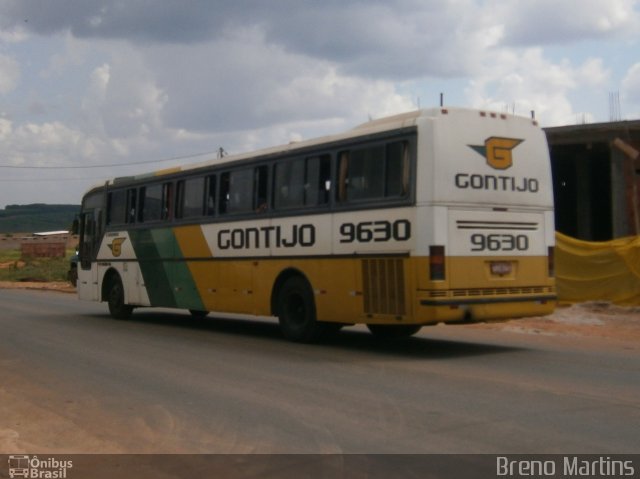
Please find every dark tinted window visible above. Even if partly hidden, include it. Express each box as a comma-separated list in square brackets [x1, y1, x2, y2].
[274, 155, 331, 209]
[139, 184, 163, 222]
[338, 141, 409, 203]
[219, 167, 269, 215]
[107, 190, 127, 225]
[176, 177, 205, 219]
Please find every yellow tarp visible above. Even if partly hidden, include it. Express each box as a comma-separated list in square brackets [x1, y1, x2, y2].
[556, 232, 640, 305]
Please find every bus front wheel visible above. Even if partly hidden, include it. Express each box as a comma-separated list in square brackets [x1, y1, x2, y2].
[107, 275, 133, 320]
[277, 276, 334, 343]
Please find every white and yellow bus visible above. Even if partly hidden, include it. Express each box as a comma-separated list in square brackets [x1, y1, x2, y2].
[75, 108, 555, 341]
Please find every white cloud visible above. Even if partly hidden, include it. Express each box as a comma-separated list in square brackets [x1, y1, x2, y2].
[492, 0, 639, 45]
[1, 0, 503, 80]
[621, 62, 640, 118]
[465, 48, 610, 125]
[578, 58, 610, 87]
[0, 117, 13, 139]
[0, 24, 28, 43]
[622, 63, 640, 104]
[41, 32, 92, 78]
[135, 27, 414, 139]
[79, 48, 168, 145]
[1, 119, 106, 166]
[0, 53, 20, 94]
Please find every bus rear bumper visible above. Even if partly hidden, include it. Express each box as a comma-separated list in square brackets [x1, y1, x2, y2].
[417, 295, 557, 324]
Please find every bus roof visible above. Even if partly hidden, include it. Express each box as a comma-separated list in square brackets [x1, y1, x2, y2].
[90, 107, 536, 192]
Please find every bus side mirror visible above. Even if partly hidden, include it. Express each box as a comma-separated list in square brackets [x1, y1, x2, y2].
[71, 217, 79, 235]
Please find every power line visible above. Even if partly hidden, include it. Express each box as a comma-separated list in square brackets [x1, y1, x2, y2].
[0, 150, 217, 169]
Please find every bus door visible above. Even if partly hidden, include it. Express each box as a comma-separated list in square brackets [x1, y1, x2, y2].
[78, 208, 102, 301]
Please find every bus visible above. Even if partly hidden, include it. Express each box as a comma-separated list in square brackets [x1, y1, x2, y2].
[75, 108, 556, 342]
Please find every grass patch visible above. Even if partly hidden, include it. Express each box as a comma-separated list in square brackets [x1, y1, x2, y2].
[0, 249, 73, 282]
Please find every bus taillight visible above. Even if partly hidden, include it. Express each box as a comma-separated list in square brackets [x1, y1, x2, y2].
[429, 245, 446, 281]
[548, 246, 555, 277]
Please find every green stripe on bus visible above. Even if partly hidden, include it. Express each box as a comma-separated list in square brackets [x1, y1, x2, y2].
[151, 228, 205, 311]
[129, 229, 177, 308]
[129, 228, 206, 311]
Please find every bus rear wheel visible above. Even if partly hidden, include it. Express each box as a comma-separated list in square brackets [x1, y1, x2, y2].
[367, 324, 422, 339]
[107, 275, 133, 320]
[277, 276, 335, 343]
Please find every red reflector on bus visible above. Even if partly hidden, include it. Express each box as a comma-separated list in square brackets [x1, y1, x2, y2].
[429, 245, 446, 281]
[548, 246, 555, 277]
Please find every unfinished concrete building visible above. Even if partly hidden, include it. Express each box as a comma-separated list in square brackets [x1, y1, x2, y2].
[544, 120, 640, 241]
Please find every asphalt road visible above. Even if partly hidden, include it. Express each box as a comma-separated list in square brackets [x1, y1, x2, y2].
[0, 288, 638, 454]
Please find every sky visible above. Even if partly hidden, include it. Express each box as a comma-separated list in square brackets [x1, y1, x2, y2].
[0, 0, 639, 208]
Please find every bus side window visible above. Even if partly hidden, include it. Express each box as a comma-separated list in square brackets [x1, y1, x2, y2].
[138, 184, 163, 222]
[274, 159, 304, 209]
[305, 154, 331, 206]
[107, 190, 127, 225]
[126, 188, 137, 224]
[254, 165, 269, 213]
[219, 168, 268, 215]
[338, 151, 349, 202]
[227, 169, 254, 214]
[162, 182, 172, 220]
[348, 145, 385, 201]
[176, 177, 205, 219]
[386, 141, 410, 197]
[206, 175, 216, 216]
[337, 141, 409, 203]
[218, 173, 230, 214]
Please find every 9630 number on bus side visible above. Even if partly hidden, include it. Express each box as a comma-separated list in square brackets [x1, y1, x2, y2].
[339, 219, 411, 243]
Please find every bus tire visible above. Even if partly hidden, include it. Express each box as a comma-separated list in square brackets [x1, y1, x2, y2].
[277, 276, 329, 343]
[107, 275, 133, 320]
[367, 324, 421, 339]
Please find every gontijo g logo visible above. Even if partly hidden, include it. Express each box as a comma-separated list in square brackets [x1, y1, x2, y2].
[468, 137, 523, 170]
[107, 237, 126, 257]
[455, 136, 538, 193]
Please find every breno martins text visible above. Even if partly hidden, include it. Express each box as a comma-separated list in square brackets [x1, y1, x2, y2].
[496, 456, 635, 477]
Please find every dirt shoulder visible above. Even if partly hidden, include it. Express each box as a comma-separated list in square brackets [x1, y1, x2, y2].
[0, 281, 76, 294]
[470, 301, 640, 343]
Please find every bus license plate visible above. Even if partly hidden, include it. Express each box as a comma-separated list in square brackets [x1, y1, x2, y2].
[490, 261, 512, 276]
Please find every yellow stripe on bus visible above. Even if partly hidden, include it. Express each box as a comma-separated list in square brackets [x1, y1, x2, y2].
[173, 225, 214, 310]
[173, 225, 212, 258]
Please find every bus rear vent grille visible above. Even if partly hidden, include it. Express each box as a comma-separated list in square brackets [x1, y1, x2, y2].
[447, 286, 555, 298]
[362, 259, 406, 316]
